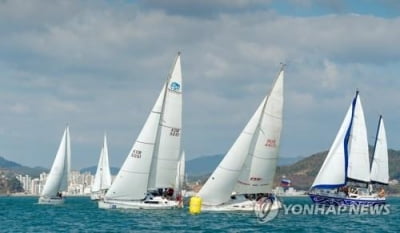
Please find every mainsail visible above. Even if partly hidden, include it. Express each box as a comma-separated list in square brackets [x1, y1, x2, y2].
[148, 54, 183, 189]
[346, 95, 370, 183]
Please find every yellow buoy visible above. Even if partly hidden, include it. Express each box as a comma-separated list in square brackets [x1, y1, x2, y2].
[189, 196, 202, 214]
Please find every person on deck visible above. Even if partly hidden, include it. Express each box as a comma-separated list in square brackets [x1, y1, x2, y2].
[378, 187, 385, 198]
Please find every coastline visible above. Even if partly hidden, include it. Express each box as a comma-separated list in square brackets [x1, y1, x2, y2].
[7, 193, 90, 197]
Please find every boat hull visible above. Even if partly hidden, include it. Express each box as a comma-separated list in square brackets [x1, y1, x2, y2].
[202, 198, 282, 212]
[309, 193, 386, 206]
[98, 197, 180, 210]
[90, 191, 106, 201]
[38, 196, 65, 205]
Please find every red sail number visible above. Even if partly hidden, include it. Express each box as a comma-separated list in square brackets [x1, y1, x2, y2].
[265, 139, 276, 147]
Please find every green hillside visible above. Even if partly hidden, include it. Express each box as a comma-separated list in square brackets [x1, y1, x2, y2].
[0, 156, 48, 177]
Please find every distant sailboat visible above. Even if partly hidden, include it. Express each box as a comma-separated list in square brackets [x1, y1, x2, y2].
[197, 65, 285, 211]
[309, 92, 388, 206]
[99, 52, 183, 209]
[91, 133, 112, 201]
[38, 126, 71, 205]
[175, 151, 185, 207]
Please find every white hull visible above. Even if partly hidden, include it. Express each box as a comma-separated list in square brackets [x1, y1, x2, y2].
[202, 197, 282, 212]
[90, 192, 105, 201]
[38, 196, 65, 205]
[98, 196, 180, 210]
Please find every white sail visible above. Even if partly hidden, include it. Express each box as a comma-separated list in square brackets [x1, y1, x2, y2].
[92, 148, 104, 193]
[311, 104, 352, 189]
[312, 92, 370, 189]
[92, 134, 112, 192]
[370, 116, 389, 185]
[105, 53, 182, 201]
[235, 70, 284, 194]
[65, 127, 71, 191]
[199, 67, 284, 206]
[148, 54, 182, 189]
[105, 87, 165, 200]
[347, 95, 370, 183]
[101, 134, 112, 189]
[175, 151, 185, 192]
[41, 127, 70, 197]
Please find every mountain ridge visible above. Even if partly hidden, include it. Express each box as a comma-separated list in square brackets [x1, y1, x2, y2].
[2, 148, 399, 189]
[0, 156, 48, 177]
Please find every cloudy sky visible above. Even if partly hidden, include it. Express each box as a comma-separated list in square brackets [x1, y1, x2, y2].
[0, 0, 399, 169]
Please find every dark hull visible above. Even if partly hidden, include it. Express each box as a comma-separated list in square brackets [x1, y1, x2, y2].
[308, 193, 386, 206]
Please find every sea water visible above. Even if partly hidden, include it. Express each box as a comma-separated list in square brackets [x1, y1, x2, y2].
[0, 196, 398, 232]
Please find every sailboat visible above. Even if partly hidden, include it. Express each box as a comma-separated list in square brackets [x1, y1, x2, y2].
[38, 126, 71, 205]
[91, 133, 112, 201]
[309, 91, 388, 206]
[197, 65, 285, 211]
[98, 52, 183, 210]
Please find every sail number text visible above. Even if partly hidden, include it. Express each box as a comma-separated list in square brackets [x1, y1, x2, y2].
[170, 128, 180, 137]
[250, 177, 262, 181]
[131, 149, 142, 158]
[265, 139, 276, 147]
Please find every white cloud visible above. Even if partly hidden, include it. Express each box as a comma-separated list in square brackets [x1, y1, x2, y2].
[9, 103, 29, 114]
[0, 0, 399, 168]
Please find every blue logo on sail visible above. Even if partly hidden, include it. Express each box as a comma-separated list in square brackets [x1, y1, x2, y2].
[170, 82, 180, 91]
